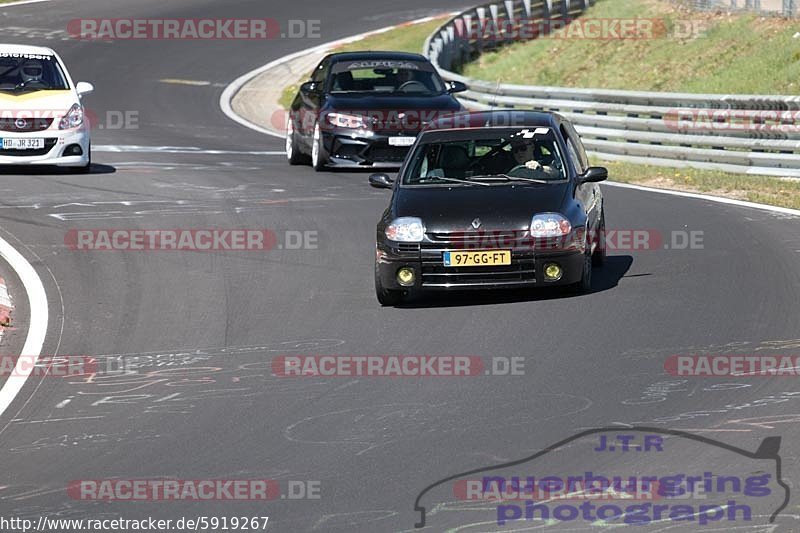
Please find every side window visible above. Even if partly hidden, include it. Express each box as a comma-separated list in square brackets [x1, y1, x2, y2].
[567, 122, 590, 171]
[311, 58, 329, 83]
[561, 126, 584, 174]
[561, 125, 586, 175]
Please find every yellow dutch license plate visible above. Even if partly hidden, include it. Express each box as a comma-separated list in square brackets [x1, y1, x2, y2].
[443, 250, 512, 267]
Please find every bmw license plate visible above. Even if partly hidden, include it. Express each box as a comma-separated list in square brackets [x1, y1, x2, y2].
[443, 250, 512, 267]
[388, 136, 415, 147]
[1, 138, 45, 150]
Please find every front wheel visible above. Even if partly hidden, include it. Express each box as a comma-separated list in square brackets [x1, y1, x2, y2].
[311, 122, 329, 171]
[375, 264, 404, 306]
[592, 212, 606, 266]
[571, 251, 593, 294]
[68, 145, 91, 174]
[285, 116, 307, 165]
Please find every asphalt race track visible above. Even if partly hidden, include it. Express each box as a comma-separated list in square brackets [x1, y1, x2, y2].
[1, 1, 800, 532]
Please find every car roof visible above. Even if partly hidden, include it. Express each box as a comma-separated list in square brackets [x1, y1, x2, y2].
[325, 51, 429, 63]
[0, 43, 58, 56]
[423, 110, 564, 133]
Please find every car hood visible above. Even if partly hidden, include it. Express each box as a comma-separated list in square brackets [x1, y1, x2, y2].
[325, 93, 461, 112]
[394, 183, 571, 232]
[0, 89, 77, 114]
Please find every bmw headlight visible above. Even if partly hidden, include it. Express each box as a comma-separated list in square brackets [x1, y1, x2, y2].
[530, 213, 572, 237]
[385, 217, 425, 242]
[326, 112, 368, 129]
[59, 103, 84, 130]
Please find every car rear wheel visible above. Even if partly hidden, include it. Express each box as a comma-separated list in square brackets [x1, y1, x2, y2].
[375, 263, 404, 306]
[285, 116, 307, 165]
[592, 212, 606, 267]
[311, 122, 329, 171]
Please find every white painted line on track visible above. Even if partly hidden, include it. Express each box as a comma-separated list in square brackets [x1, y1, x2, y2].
[94, 145, 284, 155]
[0, 235, 49, 419]
[0, 0, 53, 7]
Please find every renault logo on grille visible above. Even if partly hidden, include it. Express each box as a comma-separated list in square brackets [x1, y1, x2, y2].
[471, 218, 482, 229]
[14, 118, 28, 130]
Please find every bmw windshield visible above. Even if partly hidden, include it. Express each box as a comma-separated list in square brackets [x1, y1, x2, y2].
[0, 53, 70, 93]
[403, 128, 567, 186]
[329, 59, 446, 96]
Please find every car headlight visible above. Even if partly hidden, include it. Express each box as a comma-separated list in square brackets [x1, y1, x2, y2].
[326, 112, 368, 129]
[530, 213, 572, 237]
[385, 217, 425, 242]
[59, 103, 84, 130]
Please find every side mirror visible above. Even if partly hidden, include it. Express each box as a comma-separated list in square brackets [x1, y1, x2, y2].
[578, 166, 608, 184]
[75, 81, 94, 96]
[300, 81, 319, 95]
[369, 173, 394, 189]
[447, 81, 468, 94]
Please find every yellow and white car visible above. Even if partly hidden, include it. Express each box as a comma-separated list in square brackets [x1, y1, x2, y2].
[0, 44, 93, 172]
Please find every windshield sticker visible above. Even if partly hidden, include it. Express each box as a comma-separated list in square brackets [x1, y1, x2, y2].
[0, 53, 53, 60]
[344, 60, 420, 70]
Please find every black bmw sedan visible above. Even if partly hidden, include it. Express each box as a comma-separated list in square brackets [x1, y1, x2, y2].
[370, 110, 607, 306]
[285, 51, 466, 170]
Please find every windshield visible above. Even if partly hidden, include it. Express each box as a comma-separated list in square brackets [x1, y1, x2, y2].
[329, 60, 445, 96]
[0, 53, 69, 93]
[403, 129, 566, 185]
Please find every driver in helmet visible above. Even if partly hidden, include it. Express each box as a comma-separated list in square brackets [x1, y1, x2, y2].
[19, 60, 45, 87]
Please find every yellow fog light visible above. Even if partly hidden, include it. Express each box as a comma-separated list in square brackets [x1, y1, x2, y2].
[544, 263, 562, 281]
[397, 267, 415, 287]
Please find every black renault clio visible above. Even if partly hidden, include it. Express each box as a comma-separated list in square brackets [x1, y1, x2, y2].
[370, 110, 607, 306]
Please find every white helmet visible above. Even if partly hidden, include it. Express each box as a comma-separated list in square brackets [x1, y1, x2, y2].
[20, 60, 44, 84]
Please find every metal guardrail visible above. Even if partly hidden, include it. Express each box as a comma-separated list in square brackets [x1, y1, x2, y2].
[681, 0, 798, 18]
[424, 0, 800, 176]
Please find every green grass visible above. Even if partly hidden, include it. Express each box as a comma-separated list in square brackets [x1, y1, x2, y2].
[278, 18, 446, 110]
[462, 0, 800, 94]
[593, 158, 800, 209]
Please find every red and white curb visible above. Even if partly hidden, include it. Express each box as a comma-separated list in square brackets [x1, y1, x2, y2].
[0, 277, 11, 343]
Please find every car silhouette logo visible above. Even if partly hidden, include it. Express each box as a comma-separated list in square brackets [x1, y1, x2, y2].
[413, 426, 790, 528]
[471, 218, 482, 229]
[14, 118, 27, 129]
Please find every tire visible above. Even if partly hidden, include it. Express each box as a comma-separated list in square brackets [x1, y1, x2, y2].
[572, 250, 593, 294]
[68, 145, 91, 174]
[375, 263, 404, 306]
[285, 116, 306, 165]
[592, 212, 606, 267]
[311, 122, 329, 171]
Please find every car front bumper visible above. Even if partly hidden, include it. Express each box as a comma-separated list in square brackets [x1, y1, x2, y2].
[0, 127, 90, 167]
[322, 128, 416, 167]
[375, 241, 586, 290]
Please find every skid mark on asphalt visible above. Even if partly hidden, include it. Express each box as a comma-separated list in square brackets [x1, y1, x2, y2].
[46, 196, 373, 220]
[283, 394, 593, 456]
